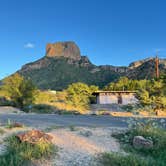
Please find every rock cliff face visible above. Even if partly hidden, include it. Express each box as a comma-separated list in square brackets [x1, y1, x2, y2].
[8, 41, 166, 90]
[129, 57, 154, 69]
[46, 41, 81, 60]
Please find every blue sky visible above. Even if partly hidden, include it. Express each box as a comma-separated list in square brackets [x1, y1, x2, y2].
[0, 0, 165, 79]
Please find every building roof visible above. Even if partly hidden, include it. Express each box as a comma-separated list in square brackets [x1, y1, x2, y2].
[92, 90, 137, 95]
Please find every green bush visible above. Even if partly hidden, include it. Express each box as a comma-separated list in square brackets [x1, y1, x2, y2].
[0, 136, 57, 166]
[65, 82, 98, 111]
[24, 104, 56, 114]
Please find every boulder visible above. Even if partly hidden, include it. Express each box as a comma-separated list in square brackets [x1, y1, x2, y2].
[16, 130, 53, 144]
[133, 136, 153, 149]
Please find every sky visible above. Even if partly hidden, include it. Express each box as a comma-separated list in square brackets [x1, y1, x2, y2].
[0, 0, 166, 79]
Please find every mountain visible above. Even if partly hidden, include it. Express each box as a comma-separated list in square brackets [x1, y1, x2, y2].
[13, 41, 166, 90]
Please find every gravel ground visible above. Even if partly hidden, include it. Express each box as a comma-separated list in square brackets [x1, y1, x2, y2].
[0, 125, 125, 166]
[0, 106, 23, 114]
[49, 127, 124, 166]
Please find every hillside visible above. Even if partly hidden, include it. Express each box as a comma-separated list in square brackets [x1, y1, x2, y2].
[11, 41, 166, 90]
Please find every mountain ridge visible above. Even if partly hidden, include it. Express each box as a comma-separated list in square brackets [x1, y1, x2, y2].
[8, 41, 166, 90]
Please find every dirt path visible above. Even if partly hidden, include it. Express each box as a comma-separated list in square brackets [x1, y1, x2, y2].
[49, 127, 122, 166]
[0, 106, 23, 114]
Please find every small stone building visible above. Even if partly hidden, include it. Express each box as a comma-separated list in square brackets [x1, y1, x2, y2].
[92, 91, 138, 105]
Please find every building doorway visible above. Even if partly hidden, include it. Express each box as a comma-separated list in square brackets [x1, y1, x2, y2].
[118, 95, 122, 104]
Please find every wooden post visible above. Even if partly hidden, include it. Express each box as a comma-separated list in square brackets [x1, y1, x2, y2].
[155, 56, 159, 79]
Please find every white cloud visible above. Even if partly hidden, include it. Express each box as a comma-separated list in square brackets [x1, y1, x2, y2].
[24, 42, 35, 48]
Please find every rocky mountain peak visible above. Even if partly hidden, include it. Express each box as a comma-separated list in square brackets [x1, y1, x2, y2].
[46, 41, 81, 60]
[129, 57, 154, 69]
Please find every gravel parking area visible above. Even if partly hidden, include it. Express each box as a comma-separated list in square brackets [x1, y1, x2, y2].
[49, 127, 124, 166]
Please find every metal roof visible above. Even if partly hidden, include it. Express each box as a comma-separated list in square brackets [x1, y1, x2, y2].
[92, 90, 137, 94]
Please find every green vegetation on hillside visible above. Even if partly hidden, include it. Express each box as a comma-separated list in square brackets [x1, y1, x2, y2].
[19, 57, 120, 90]
[16, 55, 166, 90]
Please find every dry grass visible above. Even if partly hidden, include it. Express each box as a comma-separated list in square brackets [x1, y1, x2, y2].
[34, 90, 89, 114]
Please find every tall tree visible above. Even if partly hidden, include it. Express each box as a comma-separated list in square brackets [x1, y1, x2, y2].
[2, 74, 37, 108]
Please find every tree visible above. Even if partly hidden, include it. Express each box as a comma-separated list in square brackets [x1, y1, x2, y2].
[2, 74, 37, 108]
[137, 89, 152, 105]
[104, 76, 166, 110]
[66, 82, 98, 110]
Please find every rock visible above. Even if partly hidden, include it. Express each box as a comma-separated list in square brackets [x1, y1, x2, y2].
[129, 57, 154, 69]
[80, 130, 93, 137]
[21, 57, 51, 72]
[16, 130, 53, 144]
[79, 56, 92, 67]
[46, 41, 81, 60]
[12, 122, 24, 128]
[133, 136, 153, 149]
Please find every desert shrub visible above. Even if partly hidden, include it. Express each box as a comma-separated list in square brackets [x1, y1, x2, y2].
[97, 152, 149, 166]
[121, 104, 135, 112]
[24, 104, 55, 114]
[0, 136, 57, 166]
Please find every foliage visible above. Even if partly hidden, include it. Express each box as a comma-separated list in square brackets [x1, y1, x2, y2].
[23, 104, 56, 114]
[65, 82, 99, 111]
[6, 119, 12, 129]
[97, 152, 148, 166]
[104, 76, 166, 110]
[2, 74, 37, 109]
[112, 119, 166, 165]
[0, 135, 57, 166]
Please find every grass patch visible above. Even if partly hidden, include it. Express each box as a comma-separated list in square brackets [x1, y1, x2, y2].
[0, 135, 57, 166]
[5, 119, 24, 129]
[97, 152, 149, 166]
